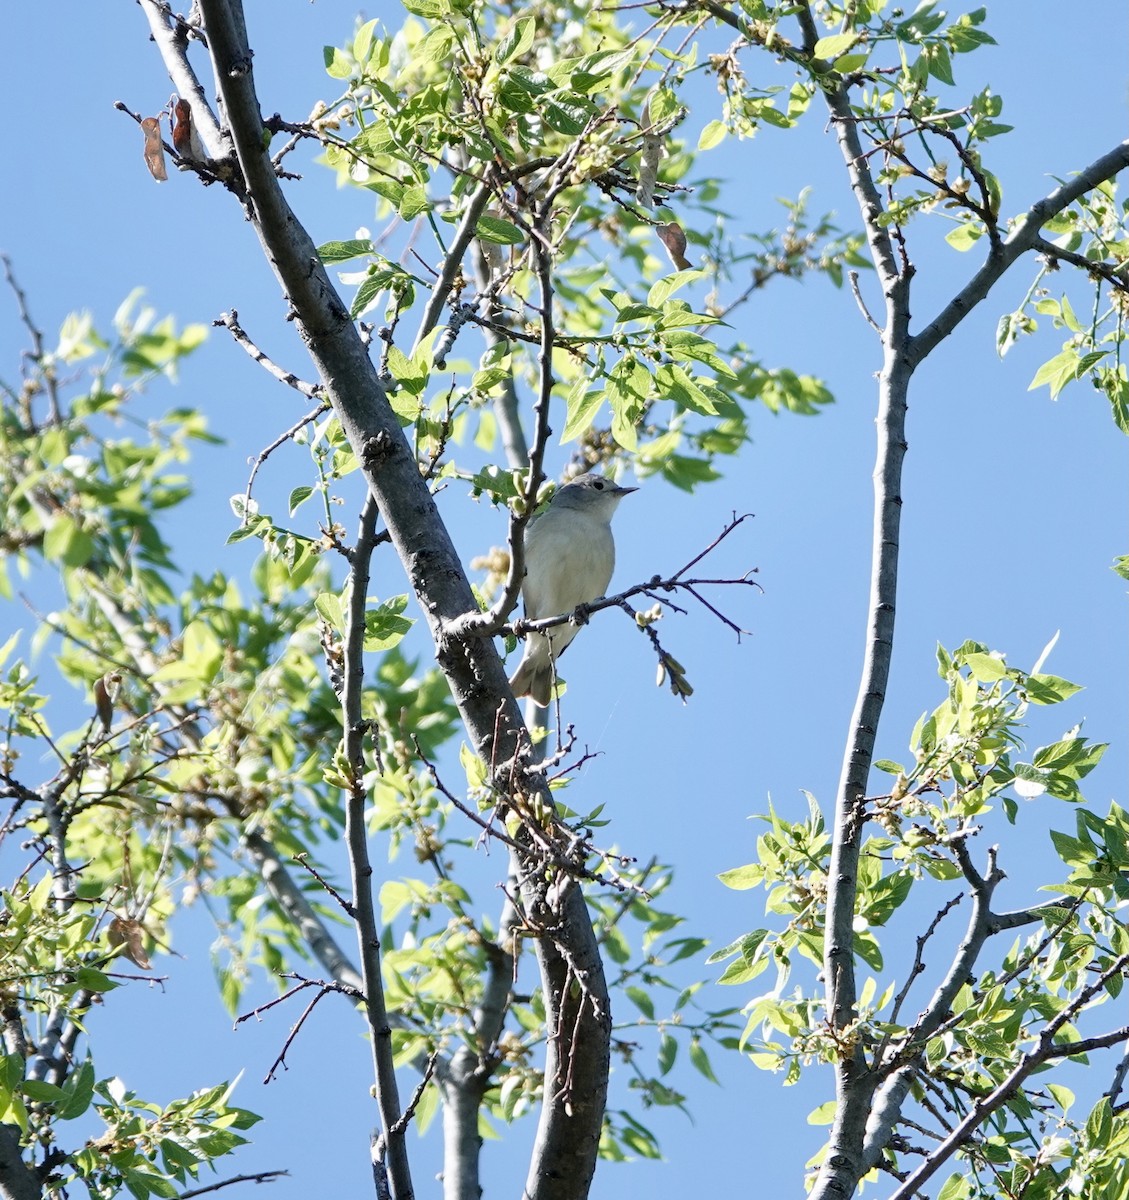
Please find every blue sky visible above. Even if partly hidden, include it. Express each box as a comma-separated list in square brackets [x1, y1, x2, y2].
[2, 4, 1127, 1198]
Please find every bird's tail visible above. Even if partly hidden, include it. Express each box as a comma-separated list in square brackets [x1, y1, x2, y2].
[508, 658, 554, 708]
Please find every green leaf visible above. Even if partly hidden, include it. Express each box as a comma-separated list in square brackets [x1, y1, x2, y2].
[57, 1060, 96, 1120]
[315, 591, 344, 631]
[1048, 1084, 1075, 1114]
[710, 928, 767, 966]
[352, 19, 377, 64]
[398, 185, 429, 220]
[625, 986, 655, 1019]
[655, 363, 718, 416]
[647, 269, 706, 307]
[126, 1168, 179, 1199]
[498, 81, 537, 114]
[318, 239, 373, 264]
[925, 41, 954, 85]
[541, 97, 592, 136]
[561, 379, 606, 443]
[43, 515, 95, 567]
[963, 652, 1007, 681]
[385, 347, 426, 402]
[717, 865, 760, 890]
[160, 1137, 203, 1176]
[1025, 673, 1082, 705]
[661, 330, 737, 380]
[476, 215, 525, 245]
[496, 17, 535, 64]
[74, 967, 118, 993]
[606, 357, 651, 450]
[349, 274, 387, 321]
[603, 925, 631, 964]
[659, 454, 721, 492]
[937, 1172, 970, 1200]
[813, 33, 857, 61]
[402, 0, 451, 15]
[1086, 1096, 1113, 1147]
[833, 52, 869, 73]
[1099, 366, 1129, 434]
[364, 596, 413, 651]
[666, 936, 708, 964]
[688, 1038, 719, 1084]
[1028, 345, 1110, 400]
[0, 632, 19, 671]
[288, 485, 314, 516]
[698, 120, 727, 151]
[945, 222, 983, 251]
[648, 85, 680, 126]
[1049, 828, 1093, 867]
[323, 45, 353, 80]
[1033, 735, 1106, 778]
[950, 18, 997, 53]
[716, 955, 767, 986]
[415, 25, 455, 68]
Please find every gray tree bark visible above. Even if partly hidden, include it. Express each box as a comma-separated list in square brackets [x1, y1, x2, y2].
[155, 3, 615, 1197]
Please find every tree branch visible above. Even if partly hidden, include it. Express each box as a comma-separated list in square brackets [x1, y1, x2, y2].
[137, 1, 227, 161]
[192, 0, 527, 774]
[436, 896, 515, 1200]
[887, 952, 1129, 1200]
[149, 5, 615, 1196]
[0, 1123, 43, 1200]
[907, 139, 1129, 368]
[214, 309, 326, 399]
[811, 11, 914, 1194]
[414, 182, 493, 355]
[342, 496, 413, 1199]
[178, 1170, 289, 1198]
[862, 846, 1003, 1169]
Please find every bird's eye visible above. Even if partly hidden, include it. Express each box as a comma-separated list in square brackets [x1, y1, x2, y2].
[592, 479, 605, 490]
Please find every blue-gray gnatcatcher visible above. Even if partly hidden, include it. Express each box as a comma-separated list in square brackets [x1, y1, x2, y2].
[509, 473, 637, 707]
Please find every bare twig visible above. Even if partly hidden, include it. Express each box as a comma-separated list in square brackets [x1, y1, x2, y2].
[292, 853, 355, 917]
[2, 254, 60, 425]
[413, 183, 494, 356]
[337, 491, 412, 1189]
[460, 512, 757, 644]
[178, 1170, 289, 1197]
[884, 894, 963, 1034]
[1032, 235, 1129, 292]
[389, 1053, 440, 1138]
[214, 310, 327, 399]
[262, 985, 334, 1084]
[848, 269, 882, 334]
[243, 403, 331, 508]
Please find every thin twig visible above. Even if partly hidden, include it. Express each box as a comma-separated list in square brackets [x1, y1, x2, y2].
[292, 853, 355, 917]
[178, 1170, 289, 1197]
[2, 254, 60, 424]
[244, 403, 331, 508]
[849, 269, 882, 333]
[214, 310, 327, 399]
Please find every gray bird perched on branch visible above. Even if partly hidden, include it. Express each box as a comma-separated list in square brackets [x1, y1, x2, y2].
[508, 473, 637, 707]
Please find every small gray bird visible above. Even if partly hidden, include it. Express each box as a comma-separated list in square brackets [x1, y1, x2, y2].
[509, 473, 636, 707]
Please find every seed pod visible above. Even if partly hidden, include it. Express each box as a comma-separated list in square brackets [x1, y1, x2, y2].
[141, 117, 167, 181]
[657, 222, 691, 271]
